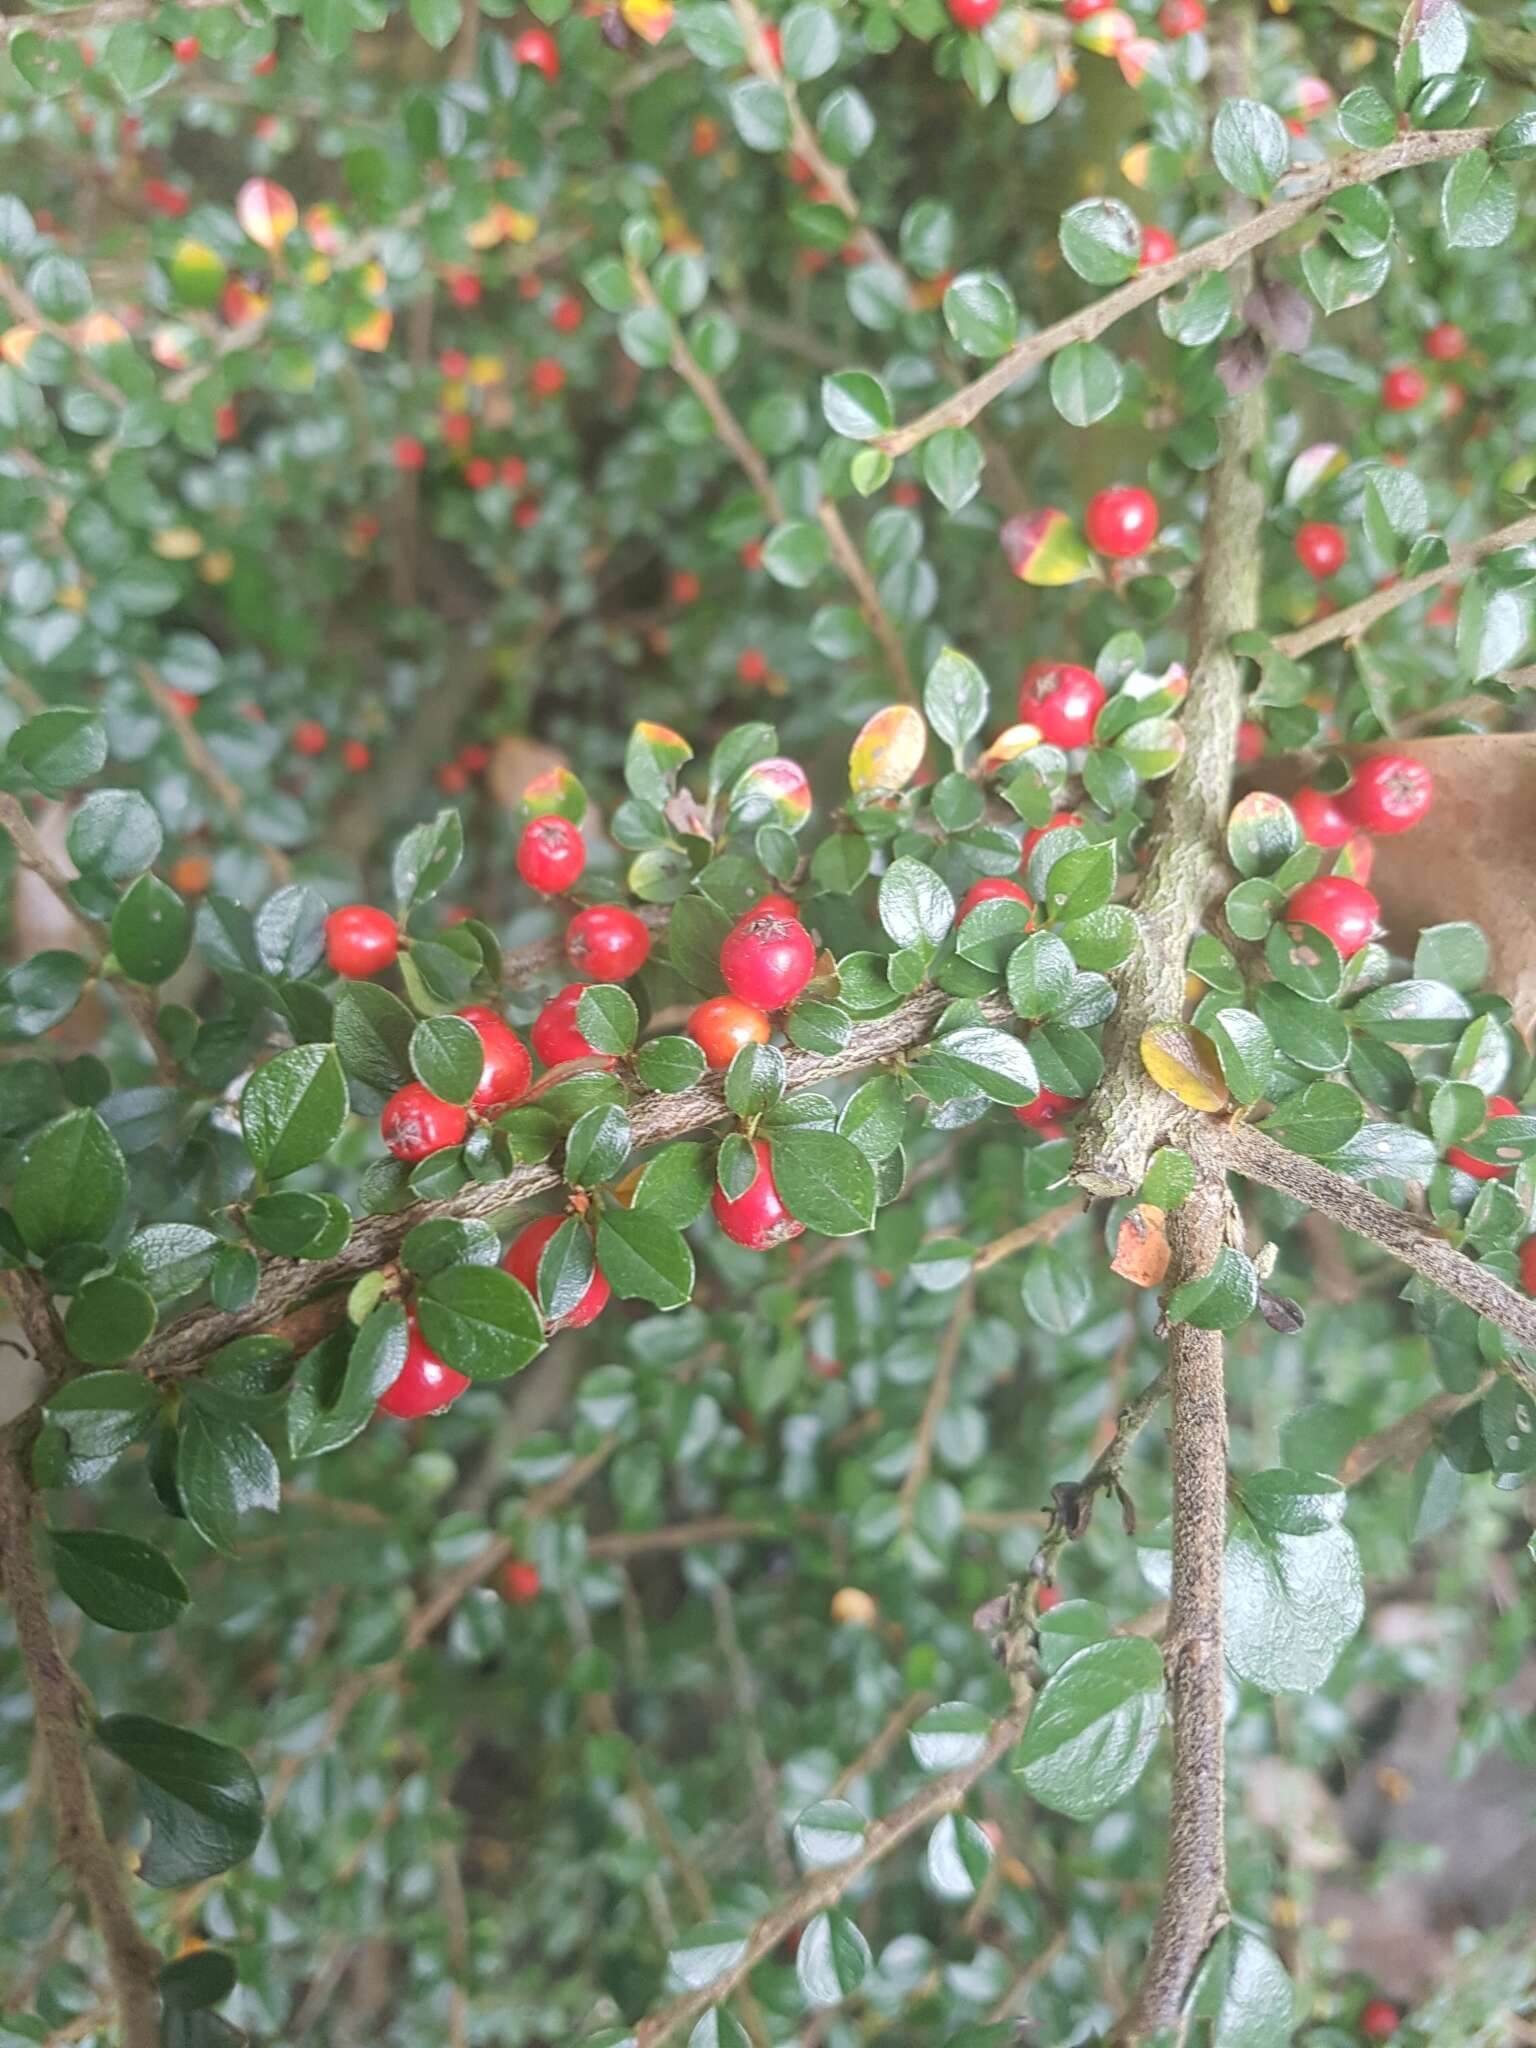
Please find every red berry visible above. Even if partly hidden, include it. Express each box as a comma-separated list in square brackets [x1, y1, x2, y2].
[1063, 0, 1112, 14]
[1084, 485, 1160, 559]
[325, 904, 399, 978]
[1018, 661, 1106, 748]
[1285, 875, 1379, 959]
[1021, 811, 1083, 865]
[1447, 1093, 1519, 1182]
[1294, 522, 1348, 580]
[500, 455, 527, 489]
[672, 569, 701, 605]
[1014, 1086, 1083, 1129]
[1381, 365, 1428, 411]
[958, 877, 1033, 922]
[464, 456, 496, 490]
[720, 913, 816, 1011]
[341, 739, 372, 773]
[688, 995, 772, 1069]
[550, 295, 583, 333]
[1139, 224, 1176, 268]
[517, 814, 587, 894]
[441, 411, 472, 449]
[530, 983, 603, 1068]
[1236, 720, 1265, 765]
[437, 763, 468, 794]
[380, 1083, 469, 1162]
[1290, 786, 1354, 848]
[713, 1138, 804, 1250]
[530, 357, 566, 398]
[513, 25, 559, 75]
[293, 719, 327, 757]
[457, 1004, 532, 1113]
[738, 648, 768, 685]
[1360, 2000, 1401, 2041]
[1036, 1584, 1063, 1612]
[745, 893, 799, 920]
[566, 904, 651, 982]
[173, 34, 200, 60]
[1341, 754, 1433, 835]
[394, 435, 426, 470]
[1424, 321, 1466, 363]
[378, 1312, 470, 1419]
[760, 24, 782, 65]
[253, 48, 277, 73]
[947, 0, 999, 27]
[503, 1213, 610, 1328]
[1158, 0, 1205, 33]
[1519, 1237, 1536, 1297]
[496, 1558, 542, 1604]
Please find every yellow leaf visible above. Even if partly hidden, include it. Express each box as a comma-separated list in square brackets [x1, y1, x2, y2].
[235, 176, 298, 253]
[1140, 1024, 1229, 1113]
[152, 527, 204, 560]
[620, 0, 674, 45]
[849, 704, 927, 795]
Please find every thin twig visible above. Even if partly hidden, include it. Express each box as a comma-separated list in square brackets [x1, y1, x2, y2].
[708, 1582, 795, 1888]
[1272, 511, 1536, 660]
[971, 1198, 1083, 1272]
[875, 127, 1493, 458]
[897, 1278, 973, 1533]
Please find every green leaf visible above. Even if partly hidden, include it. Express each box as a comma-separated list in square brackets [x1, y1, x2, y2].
[9, 707, 107, 797]
[102, 20, 176, 96]
[240, 1045, 347, 1181]
[0, 951, 91, 1042]
[1208, 1008, 1275, 1107]
[922, 647, 988, 754]
[409, 0, 462, 47]
[910, 1699, 991, 1771]
[566, 1103, 632, 1185]
[97, 1715, 262, 1885]
[245, 1190, 351, 1261]
[1015, 1637, 1165, 1818]
[596, 1207, 696, 1309]
[409, 1015, 483, 1106]
[1457, 570, 1531, 679]
[1006, 931, 1075, 1020]
[111, 873, 191, 985]
[1168, 1246, 1259, 1331]
[67, 789, 162, 880]
[769, 1128, 877, 1236]
[334, 983, 416, 1094]
[1441, 152, 1516, 248]
[796, 1912, 870, 2006]
[177, 1400, 280, 1552]
[1058, 197, 1140, 284]
[418, 1264, 545, 1380]
[1223, 1504, 1364, 1694]
[577, 985, 639, 1055]
[793, 1799, 867, 1869]
[1049, 341, 1123, 427]
[634, 1035, 708, 1093]
[1191, 1928, 1294, 2048]
[64, 1274, 157, 1366]
[878, 857, 953, 949]
[14, 1109, 127, 1256]
[253, 885, 327, 980]
[941, 270, 1017, 358]
[762, 518, 830, 588]
[1414, 921, 1489, 991]
[288, 1306, 408, 1458]
[922, 1027, 1038, 1107]
[729, 76, 791, 150]
[118, 1224, 218, 1307]
[392, 807, 463, 917]
[1211, 97, 1289, 200]
[1337, 85, 1396, 148]
[46, 1371, 160, 1472]
[922, 428, 984, 512]
[48, 1528, 189, 1632]
[821, 369, 894, 442]
[781, 1, 839, 78]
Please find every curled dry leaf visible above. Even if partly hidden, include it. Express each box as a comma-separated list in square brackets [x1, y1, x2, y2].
[1139, 1023, 1230, 1113]
[1112, 1203, 1171, 1288]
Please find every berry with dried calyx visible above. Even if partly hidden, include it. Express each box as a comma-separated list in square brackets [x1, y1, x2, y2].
[1014, 1087, 1083, 1130]
[1341, 755, 1433, 835]
[566, 904, 651, 982]
[516, 813, 587, 894]
[380, 1083, 469, 1162]
[719, 912, 816, 1011]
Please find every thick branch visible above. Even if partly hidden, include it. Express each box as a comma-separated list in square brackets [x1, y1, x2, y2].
[1073, 357, 1266, 1198]
[0, 793, 178, 1084]
[1202, 1119, 1536, 1378]
[1119, 1179, 1231, 2038]
[0, 1436, 162, 2048]
[139, 988, 1005, 1378]
[875, 128, 1491, 458]
[1272, 511, 1536, 660]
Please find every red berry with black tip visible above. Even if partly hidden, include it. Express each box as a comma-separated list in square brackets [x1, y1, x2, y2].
[712, 1138, 804, 1250]
[503, 1213, 610, 1328]
[1084, 485, 1160, 560]
[958, 877, 1033, 922]
[325, 904, 399, 978]
[530, 983, 604, 1068]
[1013, 1086, 1083, 1129]
[1291, 787, 1353, 848]
[1341, 755, 1433, 835]
[378, 1311, 470, 1419]
[1447, 1093, 1520, 1182]
[1381, 365, 1428, 411]
[380, 1082, 469, 1162]
[1295, 522, 1348, 581]
[457, 1004, 532, 1112]
[516, 813, 587, 894]
[1285, 875, 1379, 958]
[745, 892, 798, 921]
[720, 912, 816, 1011]
[1018, 661, 1106, 747]
[566, 904, 651, 982]
[688, 995, 772, 1070]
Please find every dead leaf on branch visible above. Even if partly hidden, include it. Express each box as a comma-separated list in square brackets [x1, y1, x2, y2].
[1112, 1203, 1172, 1288]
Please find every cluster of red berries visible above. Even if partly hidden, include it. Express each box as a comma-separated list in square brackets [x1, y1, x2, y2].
[437, 740, 492, 796]
[1280, 755, 1433, 959]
